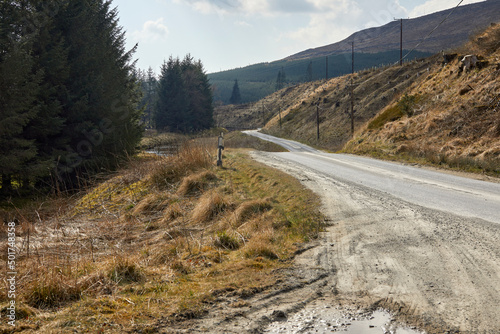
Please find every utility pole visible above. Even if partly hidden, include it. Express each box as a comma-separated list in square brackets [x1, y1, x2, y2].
[395, 18, 404, 66]
[350, 42, 355, 136]
[316, 104, 320, 141]
[326, 56, 329, 80]
[400, 18, 403, 66]
[279, 106, 282, 130]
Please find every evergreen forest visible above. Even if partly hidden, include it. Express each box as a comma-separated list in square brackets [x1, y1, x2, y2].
[0, 0, 143, 195]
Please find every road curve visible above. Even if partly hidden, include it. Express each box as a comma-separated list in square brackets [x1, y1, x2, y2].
[244, 130, 500, 224]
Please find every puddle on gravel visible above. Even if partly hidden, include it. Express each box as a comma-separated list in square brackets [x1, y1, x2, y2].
[264, 306, 422, 334]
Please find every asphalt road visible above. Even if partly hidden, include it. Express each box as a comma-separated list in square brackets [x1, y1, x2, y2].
[244, 130, 500, 224]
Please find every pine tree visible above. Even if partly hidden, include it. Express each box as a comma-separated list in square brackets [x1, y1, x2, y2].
[50, 0, 143, 186]
[0, 0, 41, 193]
[23, 0, 69, 188]
[155, 57, 188, 131]
[154, 55, 213, 133]
[229, 79, 242, 105]
[0, 0, 143, 193]
[138, 67, 158, 128]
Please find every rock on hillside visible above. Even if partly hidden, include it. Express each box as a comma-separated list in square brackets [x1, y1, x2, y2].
[344, 23, 500, 174]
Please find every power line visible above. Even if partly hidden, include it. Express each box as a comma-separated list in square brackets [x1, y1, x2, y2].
[399, 0, 465, 64]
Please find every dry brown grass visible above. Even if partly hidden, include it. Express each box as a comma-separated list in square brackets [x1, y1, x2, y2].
[0, 144, 323, 333]
[343, 24, 500, 176]
[149, 141, 213, 189]
[191, 190, 232, 223]
[233, 198, 273, 224]
[176, 170, 218, 197]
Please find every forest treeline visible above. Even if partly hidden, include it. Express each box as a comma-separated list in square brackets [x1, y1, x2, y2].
[0, 0, 143, 196]
[0, 1, 214, 197]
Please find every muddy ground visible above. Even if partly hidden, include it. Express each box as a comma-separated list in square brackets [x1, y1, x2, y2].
[166, 151, 500, 333]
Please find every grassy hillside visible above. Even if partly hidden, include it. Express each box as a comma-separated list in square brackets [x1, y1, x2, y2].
[343, 23, 500, 175]
[216, 53, 439, 150]
[288, 0, 500, 60]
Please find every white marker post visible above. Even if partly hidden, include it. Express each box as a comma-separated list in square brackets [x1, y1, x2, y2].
[217, 133, 224, 167]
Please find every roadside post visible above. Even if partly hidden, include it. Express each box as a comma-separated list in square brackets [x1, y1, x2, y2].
[217, 133, 224, 167]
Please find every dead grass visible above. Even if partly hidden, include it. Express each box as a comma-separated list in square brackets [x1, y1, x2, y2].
[149, 141, 213, 189]
[0, 143, 323, 333]
[343, 24, 500, 177]
[233, 198, 273, 224]
[191, 190, 232, 223]
[176, 170, 218, 197]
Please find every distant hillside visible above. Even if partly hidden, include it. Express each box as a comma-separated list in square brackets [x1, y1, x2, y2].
[343, 22, 500, 175]
[288, 0, 499, 60]
[209, 50, 431, 104]
[209, 0, 499, 105]
[217, 23, 500, 175]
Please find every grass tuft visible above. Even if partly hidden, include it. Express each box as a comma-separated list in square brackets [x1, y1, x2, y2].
[177, 170, 218, 197]
[191, 190, 231, 223]
[213, 231, 242, 250]
[25, 273, 82, 309]
[150, 142, 213, 189]
[233, 199, 272, 224]
[108, 258, 144, 284]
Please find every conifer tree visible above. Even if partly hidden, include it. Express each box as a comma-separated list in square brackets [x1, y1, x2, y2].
[51, 0, 142, 185]
[23, 0, 68, 188]
[0, 0, 41, 193]
[154, 55, 213, 133]
[0, 0, 143, 194]
[138, 67, 158, 128]
[229, 79, 242, 105]
[155, 57, 188, 131]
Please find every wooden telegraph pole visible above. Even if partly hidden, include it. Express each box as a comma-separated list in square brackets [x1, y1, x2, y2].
[326, 56, 329, 80]
[316, 104, 320, 141]
[395, 18, 404, 66]
[350, 41, 355, 136]
[279, 106, 282, 130]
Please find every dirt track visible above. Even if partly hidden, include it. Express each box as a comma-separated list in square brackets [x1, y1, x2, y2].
[168, 150, 500, 333]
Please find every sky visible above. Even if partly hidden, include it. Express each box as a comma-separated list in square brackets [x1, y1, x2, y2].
[113, 0, 486, 74]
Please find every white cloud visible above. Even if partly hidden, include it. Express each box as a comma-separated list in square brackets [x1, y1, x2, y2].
[410, 0, 485, 18]
[235, 20, 252, 27]
[133, 18, 170, 42]
[287, 0, 408, 47]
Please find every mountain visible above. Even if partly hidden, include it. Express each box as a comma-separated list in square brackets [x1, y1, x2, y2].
[209, 0, 499, 105]
[286, 0, 500, 60]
